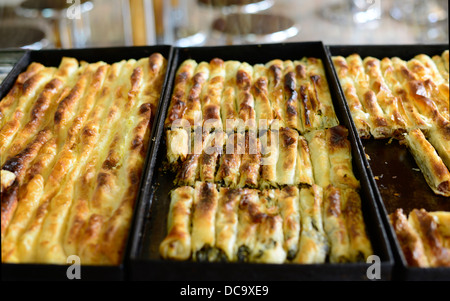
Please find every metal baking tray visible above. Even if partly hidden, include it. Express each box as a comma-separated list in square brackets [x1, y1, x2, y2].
[128, 42, 394, 281]
[327, 44, 450, 281]
[0, 45, 174, 281]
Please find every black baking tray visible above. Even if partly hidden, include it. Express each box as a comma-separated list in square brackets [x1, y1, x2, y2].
[327, 44, 450, 281]
[128, 42, 394, 281]
[0, 45, 174, 281]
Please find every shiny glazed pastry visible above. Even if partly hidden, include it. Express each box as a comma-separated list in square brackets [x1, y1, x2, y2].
[1, 53, 167, 265]
[159, 183, 372, 264]
[333, 51, 450, 197]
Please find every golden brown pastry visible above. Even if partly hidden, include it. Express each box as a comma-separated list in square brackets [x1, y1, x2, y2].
[363, 56, 408, 136]
[201, 58, 225, 131]
[265, 59, 285, 127]
[221, 60, 241, 132]
[159, 186, 195, 261]
[191, 181, 219, 262]
[389, 208, 429, 267]
[326, 125, 360, 190]
[305, 57, 339, 130]
[408, 209, 450, 267]
[294, 185, 329, 264]
[332, 56, 371, 138]
[275, 186, 301, 260]
[380, 57, 432, 131]
[252, 189, 286, 264]
[322, 185, 351, 263]
[342, 188, 373, 262]
[165, 59, 198, 129]
[346, 54, 391, 139]
[252, 64, 274, 129]
[1, 53, 167, 265]
[404, 128, 450, 197]
[214, 187, 241, 262]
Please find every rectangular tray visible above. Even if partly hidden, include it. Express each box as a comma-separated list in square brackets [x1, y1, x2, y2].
[128, 42, 394, 281]
[0, 45, 174, 281]
[327, 44, 450, 281]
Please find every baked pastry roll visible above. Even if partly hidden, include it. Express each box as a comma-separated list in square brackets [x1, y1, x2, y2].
[323, 185, 351, 263]
[429, 211, 450, 250]
[200, 130, 226, 182]
[252, 189, 286, 264]
[237, 131, 261, 188]
[380, 57, 431, 131]
[342, 189, 372, 262]
[159, 186, 195, 260]
[304, 57, 339, 130]
[432, 54, 449, 83]
[176, 154, 201, 186]
[3, 57, 80, 162]
[391, 57, 446, 124]
[191, 182, 219, 262]
[165, 59, 198, 129]
[363, 56, 408, 136]
[215, 132, 245, 187]
[235, 188, 262, 262]
[407, 57, 449, 121]
[202, 58, 225, 131]
[332, 56, 371, 139]
[276, 127, 299, 186]
[427, 117, 450, 170]
[442, 50, 449, 72]
[403, 128, 450, 196]
[174, 129, 214, 185]
[413, 54, 447, 84]
[389, 208, 429, 267]
[252, 64, 274, 130]
[166, 127, 190, 167]
[408, 209, 450, 267]
[265, 59, 285, 127]
[295, 60, 318, 133]
[294, 135, 314, 186]
[214, 187, 241, 262]
[185, 61, 211, 128]
[0, 65, 57, 161]
[275, 186, 301, 260]
[235, 62, 256, 131]
[346, 54, 391, 139]
[429, 211, 450, 237]
[326, 125, 360, 190]
[221, 60, 241, 132]
[282, 60, 300, 131]
[0, 62, 46, 129]
[259, 129, 280, 188]
[305, 129, 331, 187]
[294, 185, 329, 264]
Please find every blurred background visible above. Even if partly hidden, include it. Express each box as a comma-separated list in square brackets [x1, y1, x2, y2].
[0, 0, 448, 50]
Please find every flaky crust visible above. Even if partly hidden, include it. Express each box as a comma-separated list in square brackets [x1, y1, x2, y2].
[1, 54, 167, 265]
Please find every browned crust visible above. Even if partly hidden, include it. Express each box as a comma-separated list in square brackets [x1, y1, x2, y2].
[1, 180, 19, 236]
[238, 132, 261, 188]
[389, 209, 429, 267]
[410, 209, 450, 267]
[1, 54, 167, 264]
[283, 71, 299, 130]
